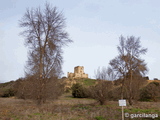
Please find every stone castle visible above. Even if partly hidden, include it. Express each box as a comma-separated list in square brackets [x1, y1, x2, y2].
[68, 66, 88, 79]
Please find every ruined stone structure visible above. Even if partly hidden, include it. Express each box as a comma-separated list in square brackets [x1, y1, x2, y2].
[68, 66, 88, 79]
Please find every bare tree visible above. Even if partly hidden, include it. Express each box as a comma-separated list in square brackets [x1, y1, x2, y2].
[89, 80, 113, 105]
[19, 3, 72, 104]
[94, 66, 117, 81]
[110, 35, 148, 105]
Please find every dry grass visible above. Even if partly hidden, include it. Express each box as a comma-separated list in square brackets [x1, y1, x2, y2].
[0, 93, 160, 120]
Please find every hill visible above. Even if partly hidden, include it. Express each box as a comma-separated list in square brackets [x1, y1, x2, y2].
[0, 78, 160, 98]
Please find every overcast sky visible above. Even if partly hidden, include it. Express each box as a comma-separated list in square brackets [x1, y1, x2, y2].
[1, 0, 160, 82]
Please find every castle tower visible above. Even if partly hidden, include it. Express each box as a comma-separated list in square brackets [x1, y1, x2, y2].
[68, 66, 88, 79]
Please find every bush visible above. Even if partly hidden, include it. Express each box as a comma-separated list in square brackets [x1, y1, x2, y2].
[15, 76, 64, 103]
[108, 86, 122, 101]
[139, 88, 152, 101]
[1, 88, 15, 97]
[89, 80, 113, 105]
[71, 83, 88, 98]
[139, 82, 160, 101]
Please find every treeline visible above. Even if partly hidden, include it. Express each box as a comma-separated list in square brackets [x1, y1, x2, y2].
[0, 77, 160, 106]
[71, 79, 160, 105]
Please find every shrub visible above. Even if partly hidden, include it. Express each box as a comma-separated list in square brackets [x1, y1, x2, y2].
[89, 80, 113, 105]
[1, 88, 15, 97]
[71, 83, 88, 98]
[15, 76, 64, 102]
[108, 86, 122, 101]
[139, 82, 160, 101]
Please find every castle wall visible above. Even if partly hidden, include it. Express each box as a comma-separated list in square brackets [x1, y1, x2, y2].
[67, 72, 74, 78]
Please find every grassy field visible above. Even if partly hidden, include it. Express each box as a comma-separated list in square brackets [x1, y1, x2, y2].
[0, 93, 160, 120]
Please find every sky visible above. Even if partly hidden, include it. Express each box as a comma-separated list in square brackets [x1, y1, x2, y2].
[1, 0, 160, 82]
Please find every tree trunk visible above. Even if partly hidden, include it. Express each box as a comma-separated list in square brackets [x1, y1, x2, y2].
[121, 76, 125, 99]
[128, 69, 133, 105]
[128, 96, 133, 105]
[38, 47, 44, 105]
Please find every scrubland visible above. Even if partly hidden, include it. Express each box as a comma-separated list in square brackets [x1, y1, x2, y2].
[0, 93, 160, 120]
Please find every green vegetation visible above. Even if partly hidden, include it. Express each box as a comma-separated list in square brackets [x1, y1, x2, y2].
[0, 81, 16, 97]
[140, 81, 160, 102]
[124, 108, 160, 114]
[1, 78, 160, 119]
[72, 104, 91, 110]
[71, 83, 88, 98]
[95, 116, 106, 120]
[83, 78, 96, 86]
[1, 88, 15, 97]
